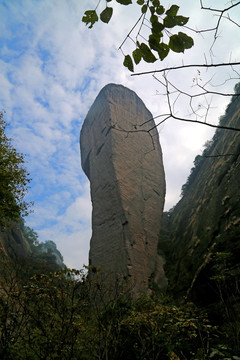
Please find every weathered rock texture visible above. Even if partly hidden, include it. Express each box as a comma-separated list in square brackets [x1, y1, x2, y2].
[162, 92, 240, 301]
[80, 83, 167, 293]
[0, 223, 31, 259]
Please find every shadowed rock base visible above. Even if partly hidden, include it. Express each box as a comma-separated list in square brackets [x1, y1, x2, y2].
[80, 84, 167, 294]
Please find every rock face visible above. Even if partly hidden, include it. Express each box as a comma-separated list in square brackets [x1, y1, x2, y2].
[0, 224, 31, 259]
[162, 92, 240, 300]
[80, 83, 167, 293]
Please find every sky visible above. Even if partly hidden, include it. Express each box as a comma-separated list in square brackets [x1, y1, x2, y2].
[0, 0, 239, 268]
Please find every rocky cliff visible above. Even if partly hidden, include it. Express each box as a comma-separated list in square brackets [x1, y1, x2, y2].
[0, 223, 31, 259]
[0, 222, 65, 274]
[161, 90, 240, 302]
[80, 83, 166, 293]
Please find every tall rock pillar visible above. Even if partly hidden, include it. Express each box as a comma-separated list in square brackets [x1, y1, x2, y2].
[80, 83, 167, 293]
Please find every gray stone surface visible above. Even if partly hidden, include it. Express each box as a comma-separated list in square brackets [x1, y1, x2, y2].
[0, 223, 31, 259]
[80, 83, 167, 293]
[163, 96, 240, 297]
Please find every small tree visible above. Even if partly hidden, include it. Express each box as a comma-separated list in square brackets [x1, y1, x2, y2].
[0, 112, 32, 229]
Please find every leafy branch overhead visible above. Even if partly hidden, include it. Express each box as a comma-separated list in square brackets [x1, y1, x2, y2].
[82, 0, 194, 72]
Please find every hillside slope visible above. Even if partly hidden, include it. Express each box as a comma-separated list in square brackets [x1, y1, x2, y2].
[0, 222, 65, 276]
[161, 90, 240, 301]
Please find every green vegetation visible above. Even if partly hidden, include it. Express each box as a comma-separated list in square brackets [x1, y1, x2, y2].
[209, 228, 240, 353]
[22, 223, 65, 271]
[82, 0, 194, 72]
[160, 224, 240, 358]
[0, 260, 239, 360]
[0, 113, 63, 270]
[0, 112, 31, 229]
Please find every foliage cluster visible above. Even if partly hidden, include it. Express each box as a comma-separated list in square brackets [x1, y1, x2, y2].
[188, 238, 240, 356]
[209, 228, 240, 353]
[159, 213, 240, 357]
[0, 256, 239, 360]
[0, 112, 31, 229]
[82, 0, 194, 72]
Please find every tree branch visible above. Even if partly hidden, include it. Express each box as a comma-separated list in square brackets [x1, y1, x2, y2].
[200, 1, 240, 13]
[131, 62, 240, 77]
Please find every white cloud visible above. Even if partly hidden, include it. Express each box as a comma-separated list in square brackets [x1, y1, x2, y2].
[33, 181, 92, 268]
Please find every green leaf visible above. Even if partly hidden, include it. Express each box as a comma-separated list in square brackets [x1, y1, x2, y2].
[106, 0, 112, 2]
[174, 15, 189, 26]
[150, 14, 158, 23]
[158, 43, 169, 60]
[150, 6, 155, 14]
[164, 15, 188, 28]
[132, 48, 142, 64]
[166, 4, 179, 16]
[152, 21, 164, 34]
[169, 35, 183, 52]
[152, 0, 160, 6]
[139, 43, 157, 63]
[137, 0, 144, 4]
[141, 4, 147, 13]
[123, 55, 134, 71]
[163, 15, 176, 28]
[149, 33, 161, 51]
[178, 32, 194, 48]
[82, 10, 98, 29]
[156, 5, 165, 15]
[100, 7, 113, 23]
[116, 0, 132, 4]
[169, 32, 194, 53]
